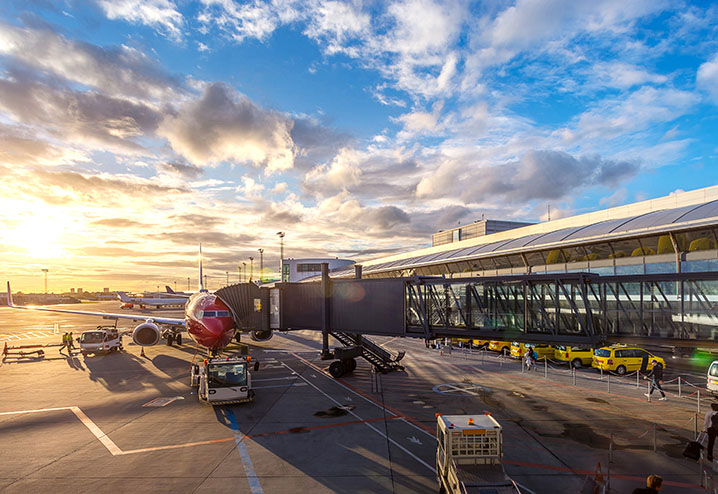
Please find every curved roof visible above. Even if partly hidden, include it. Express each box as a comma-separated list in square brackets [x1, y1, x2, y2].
[352, 198, 718, 276]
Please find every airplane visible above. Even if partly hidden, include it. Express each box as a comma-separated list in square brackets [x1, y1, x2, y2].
[4, 245, 273, 353]
[116, 291, 188, 309]
[165, 285, 191, 297]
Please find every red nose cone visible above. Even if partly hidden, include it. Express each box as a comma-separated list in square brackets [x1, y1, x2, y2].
[185, 293, 236, 350]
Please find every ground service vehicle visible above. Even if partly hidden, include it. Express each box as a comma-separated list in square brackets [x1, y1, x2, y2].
[436, 413, 521, 494]
[554, 345, 594, 367]
[592, 344, 666, 375]
[79, 326, 123, 355]
[708, 361, 718, 395]
[191, 356, 259, 405]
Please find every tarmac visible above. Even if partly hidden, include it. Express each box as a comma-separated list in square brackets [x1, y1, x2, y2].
[0, 302, 712, 493]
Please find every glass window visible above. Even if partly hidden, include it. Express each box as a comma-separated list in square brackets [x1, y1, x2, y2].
[682, 259, 718, 272]
[452, 229, 461, 242]
[208, 363, 247, 387]
[589, 266, 614, 276]
[524, 250, 546, 266]
[80, 332, 104, 343]
[595, 348, 610, 357]
[609, 239, 641, 259]
[582, 243, 612, 261]
[543, 249, 569, 265]
[616, 264, 644, 275]
[282, 263, 290, 282]
[645, 262, 676, 274]
[710, 364, 718, 378]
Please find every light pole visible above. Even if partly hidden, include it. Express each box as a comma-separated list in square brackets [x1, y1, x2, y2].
[203, 275, 208, 289]
[249, 257, 254, 282]
[277, 231, 285, 281]
[226, 271, 229, 286]
[174, 281, 177, 292]
[242, 262, 246, 283]
[237, 265, 241, 283]
[41, 268, 48, 294]
[187, 277, 190, 291]
[258, 248, 264, 282]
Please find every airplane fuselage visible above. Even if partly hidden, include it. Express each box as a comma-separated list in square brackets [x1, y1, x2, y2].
[184, 292, 236, 350]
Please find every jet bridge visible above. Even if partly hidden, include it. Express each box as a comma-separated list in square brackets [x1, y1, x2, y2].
[216, 269, 718, 364]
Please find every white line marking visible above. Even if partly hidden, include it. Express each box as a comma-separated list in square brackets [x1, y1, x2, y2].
[253, 383, 307, 389]
[253, 376, 297, 382]
[281, 361, 436, 473]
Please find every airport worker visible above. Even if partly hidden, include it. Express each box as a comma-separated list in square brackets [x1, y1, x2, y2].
[704, 402, 718, 461]
[632, 474, 662, 493]
[60, 333, 68, 353]
[69, 332, 75, 349]
[643, 360, 667, 401]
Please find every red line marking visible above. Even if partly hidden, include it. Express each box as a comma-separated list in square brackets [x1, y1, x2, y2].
[248, 415, 403, 438]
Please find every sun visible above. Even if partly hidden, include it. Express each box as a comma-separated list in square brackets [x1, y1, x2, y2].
[4, 211, 68, 259]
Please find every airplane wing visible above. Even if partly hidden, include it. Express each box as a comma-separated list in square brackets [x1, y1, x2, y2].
[6, 282, 185, 326]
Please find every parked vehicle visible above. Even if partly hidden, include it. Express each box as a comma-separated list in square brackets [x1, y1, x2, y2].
[554, 345, 594, 368]
[592, 344, 665, 375]
[707, 360, 718, 395]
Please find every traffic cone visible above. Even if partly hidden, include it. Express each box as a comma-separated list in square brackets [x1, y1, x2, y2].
[140, 347, 146, 358]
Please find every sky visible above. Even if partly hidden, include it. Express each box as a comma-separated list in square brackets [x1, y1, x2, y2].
[0, 0, 717, 293]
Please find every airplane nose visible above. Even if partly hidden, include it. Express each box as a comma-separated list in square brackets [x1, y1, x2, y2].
[187, 317, 233, 349]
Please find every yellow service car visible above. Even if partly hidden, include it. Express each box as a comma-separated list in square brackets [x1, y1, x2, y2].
[510, 342, 555, 359]
[471, 339, 491, 349]
[488, 340, 511, 354]
[554, 345, 594, 368]
[592, 345, 666, 375]
[450, 338, 490, 349]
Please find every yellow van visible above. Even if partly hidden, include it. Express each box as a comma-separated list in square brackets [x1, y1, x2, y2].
[472, 339, 491, 349]
[488, 340, 511, 354]
[592, 345, 666, 375]
[510, 342, 555, 359]
[554, 345, 594, 368]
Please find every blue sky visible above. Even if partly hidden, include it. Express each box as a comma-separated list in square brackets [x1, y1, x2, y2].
[0, 0, 717, 291]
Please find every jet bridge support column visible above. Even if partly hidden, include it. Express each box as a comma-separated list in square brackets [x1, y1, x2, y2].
[320, 263, 332, 360]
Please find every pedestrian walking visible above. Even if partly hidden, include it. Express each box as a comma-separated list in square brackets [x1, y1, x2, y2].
[524, 349, 536, 371]
[68, 332, 75, 350]
[643, 360, 667, 400]
[632, 474, 663, 493]
[60, 332, 68, 354]
[705, 402, 718, 461]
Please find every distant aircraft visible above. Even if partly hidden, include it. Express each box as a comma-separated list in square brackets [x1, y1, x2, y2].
[116, 291, 187, 309]
[165, 285, 191, 297]
[4, 245, 273, 352]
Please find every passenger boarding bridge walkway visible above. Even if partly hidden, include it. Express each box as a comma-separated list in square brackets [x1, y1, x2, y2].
[215, 269, 718, 356]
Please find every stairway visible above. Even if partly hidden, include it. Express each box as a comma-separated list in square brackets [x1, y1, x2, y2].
[330, 331, 405, 374]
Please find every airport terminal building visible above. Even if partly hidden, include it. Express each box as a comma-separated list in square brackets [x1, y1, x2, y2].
[331, 186, 718, 280]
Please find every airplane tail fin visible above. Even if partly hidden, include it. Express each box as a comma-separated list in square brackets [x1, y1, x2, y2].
[165, 285, 175, 294]
[117, 291, 131, 302]
[6, 282, 15, 307]
[198, 243, 205, 292]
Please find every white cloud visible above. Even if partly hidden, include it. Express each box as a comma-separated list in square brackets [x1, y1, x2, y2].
[395, 101, 444, 135]
[697, 54, 718, 102]
[304, 148, 362, 195]
[592, 62, 668, 89]
[159, 83, 296, 172]
[97, 0, 184, 41]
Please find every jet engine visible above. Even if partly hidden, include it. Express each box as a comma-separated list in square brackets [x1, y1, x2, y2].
[250, 329, 273, 342]
[132, 322, 161, 346]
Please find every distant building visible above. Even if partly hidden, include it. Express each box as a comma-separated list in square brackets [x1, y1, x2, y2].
[281, 258, 355, 282]
[432, 219, 534, 247]
[103, 287, 109, 293]
[77, 288, 83, 294]
[69, 288, 75, 293]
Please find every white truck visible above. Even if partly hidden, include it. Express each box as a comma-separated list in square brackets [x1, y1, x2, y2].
[191, 356, 259, 405]
[436, 413, 521, 494]
[78, 326, 123, 356]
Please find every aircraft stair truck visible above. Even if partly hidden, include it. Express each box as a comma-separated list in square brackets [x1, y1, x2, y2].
[436, 413, 522, 494]
[191, 356, 260, 405]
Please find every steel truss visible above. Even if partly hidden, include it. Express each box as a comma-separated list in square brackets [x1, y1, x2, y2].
[404, 271, 718, 347]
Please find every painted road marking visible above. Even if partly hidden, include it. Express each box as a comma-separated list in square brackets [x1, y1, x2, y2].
[253, 382, 308, 389]
[142, 396, 185, 407]
[225, 407, 264, 494]
[432, 382, 490, 396]
[0, 330, 57, 341]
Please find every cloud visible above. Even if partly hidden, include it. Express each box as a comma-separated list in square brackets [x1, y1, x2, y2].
[697, 54, 718, 102]
[0, 22, 183, 101]
[395, 101, 444, 135]
[197, 0, 303, 42]
[91, 218, 149, 228]
[0, 124, 87, 167]
[416, 150, 640, 203]
[159, 83, 296, 172]
[0, 72, 164, 152]
[303, 0, 371, 56]
[96, 0, 184, 41]
[592, 62, 668, 89]
[157, 161, 203, 178]
[303, 148, 362, 196]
